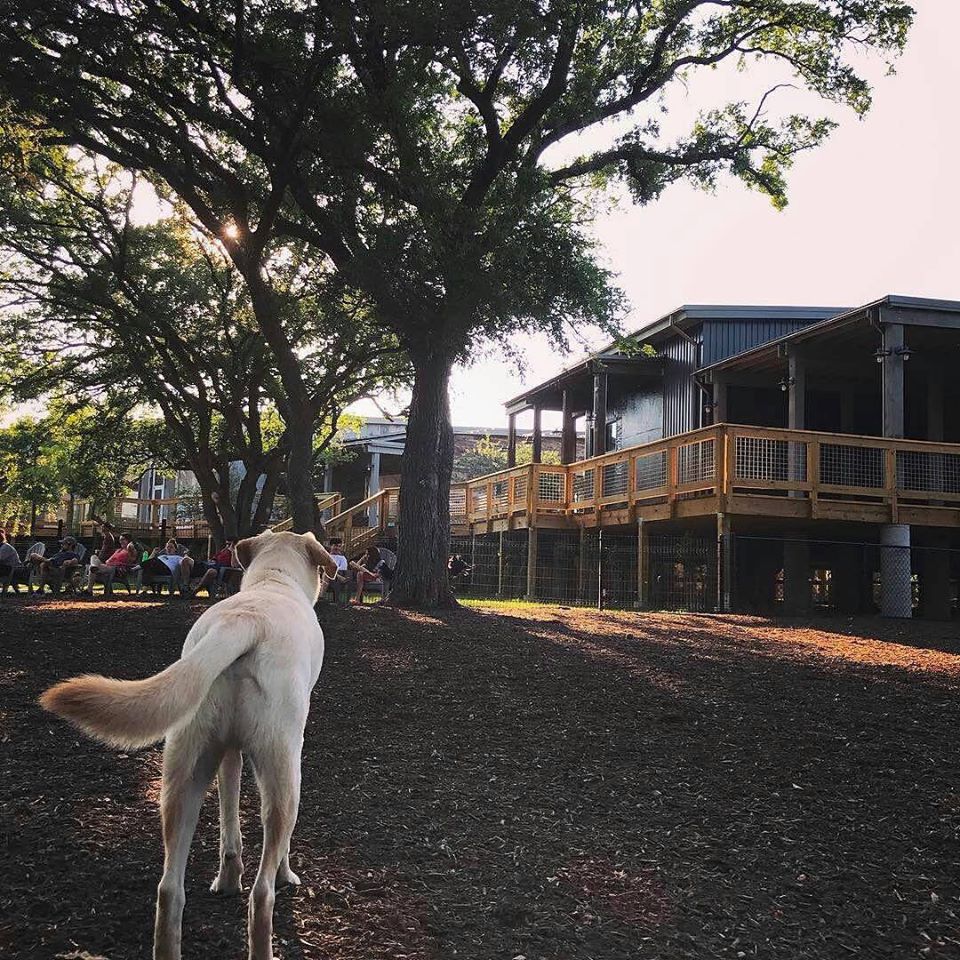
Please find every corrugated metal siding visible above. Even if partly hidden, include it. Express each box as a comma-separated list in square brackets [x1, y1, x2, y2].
[662, 329, 701, 438]
[701, 318, 818, 367]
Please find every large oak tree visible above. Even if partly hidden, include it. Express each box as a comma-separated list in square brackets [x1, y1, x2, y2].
[0, 0, 913, 605]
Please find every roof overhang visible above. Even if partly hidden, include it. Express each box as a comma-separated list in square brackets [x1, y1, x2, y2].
[505, 355, 664, 415]
[697, 295, 960, 381]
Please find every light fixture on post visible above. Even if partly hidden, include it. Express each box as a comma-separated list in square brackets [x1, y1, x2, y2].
[893, 344, 912, 361]
[778, 376, 796, 392]
[874, 347, 891, 364]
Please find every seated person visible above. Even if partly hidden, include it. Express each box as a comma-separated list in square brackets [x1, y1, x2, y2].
[141, 538, 193, 595]
[319, 538, 349, 601]
[34, 536, 83, 594]
[0, 530, 20, 587]
[83, 535, 138, 597]
[189, 539, 241, 598]
[349, 545, 397, 603]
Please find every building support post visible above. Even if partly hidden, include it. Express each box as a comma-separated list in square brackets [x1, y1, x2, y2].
[787, 349, 807, 498]
[592, 368, 608, 457]
[636, 518, 649, 609]
[526, 527, 539, 599]
[713, 374, 728, 424]
[506, 413, 517, 467]
[532, 405, 543, 463]
[880, 523, 912, 618]
[919, 531, 952, 621]
[717, 512, 732, 612]
[497, 530, 504, 597]
[561, 389, 576, 464]
[881, 322, 905, 439]
[783, 536, 811, 615]
[368, 451, 381, 528]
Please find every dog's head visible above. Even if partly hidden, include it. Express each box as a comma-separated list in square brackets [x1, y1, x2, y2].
[235, 530, 339, 601]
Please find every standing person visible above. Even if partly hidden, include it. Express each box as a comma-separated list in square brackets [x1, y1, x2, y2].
[94, 519, 117, 563]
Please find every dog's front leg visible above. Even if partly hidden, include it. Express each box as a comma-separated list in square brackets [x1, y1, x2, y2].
[211, 748, 244, 894]
[248, 744, 301, 960]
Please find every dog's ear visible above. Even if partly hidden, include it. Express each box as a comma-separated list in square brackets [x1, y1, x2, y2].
[303, 532, 339, 578]
[235, 536, 261, 570]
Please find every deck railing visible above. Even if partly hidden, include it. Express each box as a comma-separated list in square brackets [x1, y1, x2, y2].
[449, 424, 960, 526]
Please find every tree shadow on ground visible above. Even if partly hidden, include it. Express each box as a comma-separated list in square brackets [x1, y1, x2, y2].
[2, 598, 958, 959]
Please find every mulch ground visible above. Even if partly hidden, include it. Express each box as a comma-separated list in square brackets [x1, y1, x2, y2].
[2, 596, 959, 960]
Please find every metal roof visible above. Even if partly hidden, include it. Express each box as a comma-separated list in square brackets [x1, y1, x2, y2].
[696, 294, 960, 376]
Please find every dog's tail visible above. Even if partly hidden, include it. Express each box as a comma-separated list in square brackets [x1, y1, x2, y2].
[39, 619, 260, 750]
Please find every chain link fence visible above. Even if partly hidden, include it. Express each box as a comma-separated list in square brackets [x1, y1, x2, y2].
[729, 535, 959, 618]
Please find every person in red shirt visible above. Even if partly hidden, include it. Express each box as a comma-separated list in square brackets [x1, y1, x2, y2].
[82, 534, 137, 597]
[188, 539, 241, 598]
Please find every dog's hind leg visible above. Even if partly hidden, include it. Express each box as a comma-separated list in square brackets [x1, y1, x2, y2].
[154, 731, 221, 960]
[211, 748, 244, 894]
[247, 739, 302, 960]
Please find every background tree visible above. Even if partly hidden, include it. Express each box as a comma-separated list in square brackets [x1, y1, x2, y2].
[0, 0, 913, 604]
[452, 435, 559, 483]
[0, 151, 408, 542]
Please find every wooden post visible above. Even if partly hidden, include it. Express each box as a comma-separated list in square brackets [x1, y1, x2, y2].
[717, 512, 732, 612]
[713, 374, 728, 424]
[532, 405, 543, 463]
[506, 413, 517, 467]
[561, 389, 576, 464]
[526, 527, 539, 599]
[881, 321, 905, 439]
[592, 369, 607, 456]
[636, 518, 649, 609]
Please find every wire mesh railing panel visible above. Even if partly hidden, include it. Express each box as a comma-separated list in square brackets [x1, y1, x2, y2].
[601, 460, 629, 500]
[896, 449, 960, 494]
[820, 443, 883, 488]
[734, 435, 807, 483]
[677, 438, 716, 484]
[538, 471, 565, 504]
[513, 474, 528, 506]
[449, 487, 468, 524]
[471, 486, 488, 517]
[492, 479, 510, 514]
[571, 468, 596, 504]
[635, 450, 668, 492]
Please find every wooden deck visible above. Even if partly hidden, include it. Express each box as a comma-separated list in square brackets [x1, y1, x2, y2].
[326, 424, 960, 549]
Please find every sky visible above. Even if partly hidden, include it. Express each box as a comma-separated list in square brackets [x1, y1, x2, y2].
[350, 0, 958, 433]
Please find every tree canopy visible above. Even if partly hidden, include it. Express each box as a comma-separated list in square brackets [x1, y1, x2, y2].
[0, 0, 914, 603]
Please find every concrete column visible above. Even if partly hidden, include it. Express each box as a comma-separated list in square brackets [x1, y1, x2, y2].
[506, 413, 517, 467]
[879, 523, 912, 618]
[783, 537, 811, 615]
[592, 370, 608, 456]
[532, 405, 543, 463]
[919, 531, 952, 621]
[526, 527, 539, 599]
[881, 323, 905, 439]
[561, 389, 576, 464]
[368, 451, 381, 528]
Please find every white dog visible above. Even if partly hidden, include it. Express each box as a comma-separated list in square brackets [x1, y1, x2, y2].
[40, 530, 338, 960]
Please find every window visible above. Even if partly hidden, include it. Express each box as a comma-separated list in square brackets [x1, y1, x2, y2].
[605, 418, 622, 452]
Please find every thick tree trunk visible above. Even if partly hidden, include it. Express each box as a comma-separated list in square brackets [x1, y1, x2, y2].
[286, 421, 316, 533]
[251, 462, 282, 534]
[388, 354, 457, 608]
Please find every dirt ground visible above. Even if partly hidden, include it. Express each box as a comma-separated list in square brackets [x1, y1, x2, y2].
[2, 596, 959, 960]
